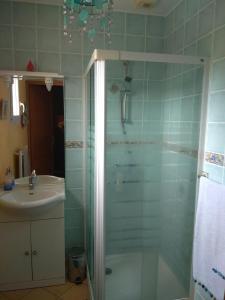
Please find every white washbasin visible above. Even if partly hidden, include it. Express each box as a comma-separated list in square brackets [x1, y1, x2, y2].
[15, 175, 64, 186]
[0, 176, 65, 211]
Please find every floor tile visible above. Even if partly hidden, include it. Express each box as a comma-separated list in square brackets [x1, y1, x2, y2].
[1, 289, 31, 300]
[61, 284, 89, 300]
[44, 282, 73, 297]
[0, 294, 9, 300]
[22, 288, 58, 300]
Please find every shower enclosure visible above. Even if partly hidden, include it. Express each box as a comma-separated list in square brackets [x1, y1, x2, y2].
[84, 50, 209, 300]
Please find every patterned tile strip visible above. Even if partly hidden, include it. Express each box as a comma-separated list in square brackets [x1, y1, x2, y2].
[65, 141, 83, 148]
[205, 152, 224, 166]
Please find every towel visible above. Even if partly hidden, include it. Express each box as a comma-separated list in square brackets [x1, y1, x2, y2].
[193, 177, 225, 300]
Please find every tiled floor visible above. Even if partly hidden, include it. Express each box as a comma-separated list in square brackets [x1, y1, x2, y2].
[0, 280, 89, 300]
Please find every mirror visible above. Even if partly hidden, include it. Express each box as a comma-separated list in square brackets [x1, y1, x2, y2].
[0, 73, 65, 184]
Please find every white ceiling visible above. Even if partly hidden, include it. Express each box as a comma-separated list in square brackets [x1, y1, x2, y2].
[13, 0, 181, 16]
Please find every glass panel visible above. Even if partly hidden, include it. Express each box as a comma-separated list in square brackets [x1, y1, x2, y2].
[104, 60, 204, 300]
[86, 65, 95, 290]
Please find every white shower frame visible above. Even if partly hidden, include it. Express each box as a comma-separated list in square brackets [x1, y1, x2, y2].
[83, 49, 210, 300]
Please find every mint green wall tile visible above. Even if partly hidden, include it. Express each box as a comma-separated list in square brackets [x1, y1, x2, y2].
[211, 59, 225, 90]
[193, 95, 201, 121]
[0, 49, 13, 69]
[199, 3, 214, 37]
[106, 60, 123, 78]
[0, 25, 12, 48]
[65, 120, 82, 140]
[15, 50, 36, 70]
[131, 101, 144, 120]
[199, 0, 214, 7]
[37, 28, 59, 52]
[185, 15, 198, 45]
[131, 61, 146, 79]
[148, 81, 163, 100]
[61, 31, 82, 53]
[206, 123, 225, 153]
[197, 34, 212, 57]
[204, 162, 223, 184]
[37, 4, 60, 28]
[147, 16, 164, 37]
[107, 34, 125, 51]
[111, 12, 125, 34]
[183, 42, 197, 56]
[215, 0, 225, 28]
[185, 0, 199, 19]
[182, 70, 195, 96]
[181, 96, 194, 121]
[213, 26, 225, 59]
[67, 227, 84, 248]
[165, 12, 174, 36]
[208, 92, 225, 122]
[83, 32, 104, 55]
[144, 102, 162, 121]
[126, 13, 145, 36]
[14, 26, 36, 50]
[65, 77, 82, 98]
[146, 37, 163, 53]
[170, 99, 181, 121]
[61, 54, 82, 76]
[65, 99, 82, 120]
[131, 80, 147, 101]
[175, 26, 185, 50]
[0, 1, 11, 25]
[13, 2, 35, 26]
[174, 1, 185, 27]
[146, 62, 165, 80]
[66, 188, 83, 209]
[66, 149, 83, 169]
[195, 67, 204, 94]
[107, 100, 120, 121]
[127, 35, 145, 52]
[37, 52, 60, 72]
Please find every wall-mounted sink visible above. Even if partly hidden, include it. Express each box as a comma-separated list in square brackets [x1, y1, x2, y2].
[0, 176, 65, 212]
[15, 175, 64, 186]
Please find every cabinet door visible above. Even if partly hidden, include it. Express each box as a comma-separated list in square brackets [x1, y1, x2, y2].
[31, 219, 65, 281]
[0, 222, 32, 284]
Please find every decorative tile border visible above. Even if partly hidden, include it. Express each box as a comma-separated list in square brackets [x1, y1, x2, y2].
[205, 152, 224, 166]
[65, 141, 83, 148]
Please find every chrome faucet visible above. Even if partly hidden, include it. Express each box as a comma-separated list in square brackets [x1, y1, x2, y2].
[29, 170, 37, 190]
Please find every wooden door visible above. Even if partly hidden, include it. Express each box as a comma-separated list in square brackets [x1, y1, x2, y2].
[28, 84, 54, 175]
[0, 222, 32, 284]
[31, 219, 65, 281]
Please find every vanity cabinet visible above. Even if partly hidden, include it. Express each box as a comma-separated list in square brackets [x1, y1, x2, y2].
[0, 204, 65, 291]
[31, 219, 65, 281]
[0, 222, 32, 285]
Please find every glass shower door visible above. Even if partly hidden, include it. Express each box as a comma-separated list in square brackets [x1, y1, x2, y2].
[104, 59, 204, 300]
[85, 65, 95, 291]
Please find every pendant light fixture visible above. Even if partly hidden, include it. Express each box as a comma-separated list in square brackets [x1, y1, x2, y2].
[63, 0, 114, 44]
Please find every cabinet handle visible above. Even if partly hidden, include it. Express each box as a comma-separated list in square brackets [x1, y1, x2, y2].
[32, 250, 38, 256]
[24, 251, 30, 256]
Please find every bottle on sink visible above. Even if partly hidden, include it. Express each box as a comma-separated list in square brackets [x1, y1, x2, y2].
[3, 167, 14, 191]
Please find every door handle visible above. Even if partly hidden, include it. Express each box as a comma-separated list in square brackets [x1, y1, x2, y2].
[32, 250, 38, 256]
[24, 251, 30, 256]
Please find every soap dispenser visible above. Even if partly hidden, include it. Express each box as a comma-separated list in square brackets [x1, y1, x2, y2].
[3, 167, 14, 191]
